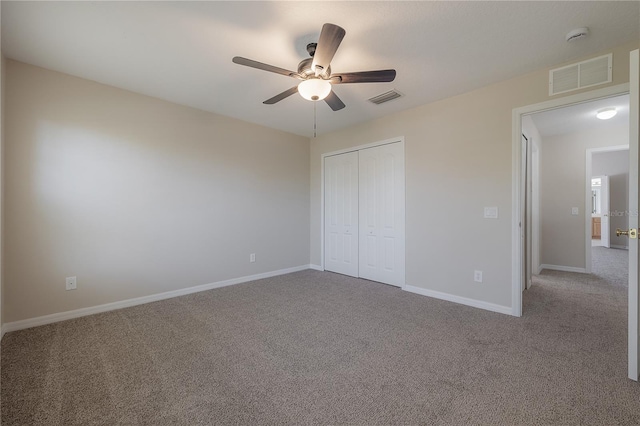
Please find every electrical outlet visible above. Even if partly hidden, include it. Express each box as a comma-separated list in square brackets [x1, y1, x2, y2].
[66, 276, 77, 291]
[474, 270, 483, 283]
[250, 253, 256, 263]
[571, 207, 579, 215]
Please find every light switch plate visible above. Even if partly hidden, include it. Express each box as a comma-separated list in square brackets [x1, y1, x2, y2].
[484, 207, 498, 219]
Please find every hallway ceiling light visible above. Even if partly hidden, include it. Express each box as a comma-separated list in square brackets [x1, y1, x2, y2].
[596, 107, 617, 120]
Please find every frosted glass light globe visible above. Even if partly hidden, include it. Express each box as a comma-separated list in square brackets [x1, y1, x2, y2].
[298, 78, 332, 101]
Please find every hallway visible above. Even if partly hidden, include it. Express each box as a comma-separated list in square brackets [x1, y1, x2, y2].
[525, 246, 629, 386]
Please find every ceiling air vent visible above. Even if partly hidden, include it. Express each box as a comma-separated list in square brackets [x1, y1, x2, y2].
[549, 53, 612, 96]
[368, 90, 402, 105]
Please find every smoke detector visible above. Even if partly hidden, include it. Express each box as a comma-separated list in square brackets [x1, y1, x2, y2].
[566, 27, 589, 42]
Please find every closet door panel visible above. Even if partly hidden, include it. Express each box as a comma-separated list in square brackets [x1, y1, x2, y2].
[359, 143, 405, 286]
[324, 152, 359, 277]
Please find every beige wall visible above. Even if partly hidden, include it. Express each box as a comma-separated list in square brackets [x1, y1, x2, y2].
[540, 123, 629, 269]
[310, 41, 638, 309]
[592, 150, 629, 248]
[4, 60, 310, 323]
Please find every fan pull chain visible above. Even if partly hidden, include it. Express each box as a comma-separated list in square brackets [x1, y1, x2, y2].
[313, 100, 317, 138]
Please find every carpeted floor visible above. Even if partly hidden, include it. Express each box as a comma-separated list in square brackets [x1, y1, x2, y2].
[2, 251, 639, 425]
[591, 245, 629, 286]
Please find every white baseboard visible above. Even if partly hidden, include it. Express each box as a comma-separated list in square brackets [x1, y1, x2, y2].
[309, 264, 323, 271]
[2, 265, 313, 335]
[610, 244, 629, 250]
[539, 264, 587, 273]
[403, 284, 512, 316]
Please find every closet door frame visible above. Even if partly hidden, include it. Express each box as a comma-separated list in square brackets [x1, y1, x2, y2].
[320, 136, 405, 288]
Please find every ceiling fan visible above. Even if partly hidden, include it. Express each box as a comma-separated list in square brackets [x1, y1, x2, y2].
[232, 23, 396, 111]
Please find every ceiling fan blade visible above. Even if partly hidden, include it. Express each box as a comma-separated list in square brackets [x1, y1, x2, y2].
[331, 69, 396, 84]
[232, 57, 299, 79]
[312, 23, 346, 76]
[324, 90, 346, 111]
[263, 86, 299, 105]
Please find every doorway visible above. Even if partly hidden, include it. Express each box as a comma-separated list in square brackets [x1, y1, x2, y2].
[525, 95, 630, 277]
[512, 76, 637, 380]
[514, 88, 631, 313]
[587, 148, 630, 278]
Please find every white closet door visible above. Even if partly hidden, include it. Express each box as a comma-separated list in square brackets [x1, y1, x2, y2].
[324, 152, 359, 277]
[359, 142, 405, 287]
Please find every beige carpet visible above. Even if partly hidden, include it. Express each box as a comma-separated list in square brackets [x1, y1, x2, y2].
[2, 257, 640, 425]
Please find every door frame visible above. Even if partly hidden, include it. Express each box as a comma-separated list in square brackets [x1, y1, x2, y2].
[531, 139, 541, 277]
[520, 133, 531, 291]
[520, 132, 539, 289]
[629, 49, 639, 381]
[320, 136, 405, 284]
[511, 83, 630, 317]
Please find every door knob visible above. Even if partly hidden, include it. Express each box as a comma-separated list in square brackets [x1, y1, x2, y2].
[616, 228, 638, 238]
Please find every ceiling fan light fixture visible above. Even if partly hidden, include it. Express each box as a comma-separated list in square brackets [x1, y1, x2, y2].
[298, 78, 331, 101]
[596, 107, 617, 120]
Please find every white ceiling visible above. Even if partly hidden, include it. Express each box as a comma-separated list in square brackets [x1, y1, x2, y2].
[2, 1, 639, 138]
[530, 94, 630, 138]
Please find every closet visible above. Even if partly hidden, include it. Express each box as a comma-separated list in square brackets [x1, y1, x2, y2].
[324, 141, 405, 287]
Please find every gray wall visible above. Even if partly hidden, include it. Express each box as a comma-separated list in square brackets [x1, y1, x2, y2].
[4, 60, 310, 323]
[593, 150, 630, 248]
[539, 124, 629, 269]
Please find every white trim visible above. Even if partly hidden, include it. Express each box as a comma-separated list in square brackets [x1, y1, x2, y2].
[628, 49, 639, 381]
[2, 265, 312, 334]
[321, 136, 405, 159]
[309, 264, 324, 271]
[586, 152, 593, 273]
[610, 244, 629, 250]
[587, 145, 632, 153]
[403, 285, 512, 316]
[512, 108, 522, 316]
[539, 264, 588, 274]
[512, 83, 630, 318]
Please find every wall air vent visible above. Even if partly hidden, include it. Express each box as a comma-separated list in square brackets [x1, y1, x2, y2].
[368, 90, 402, 105]
[549, 53, 612, 96]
